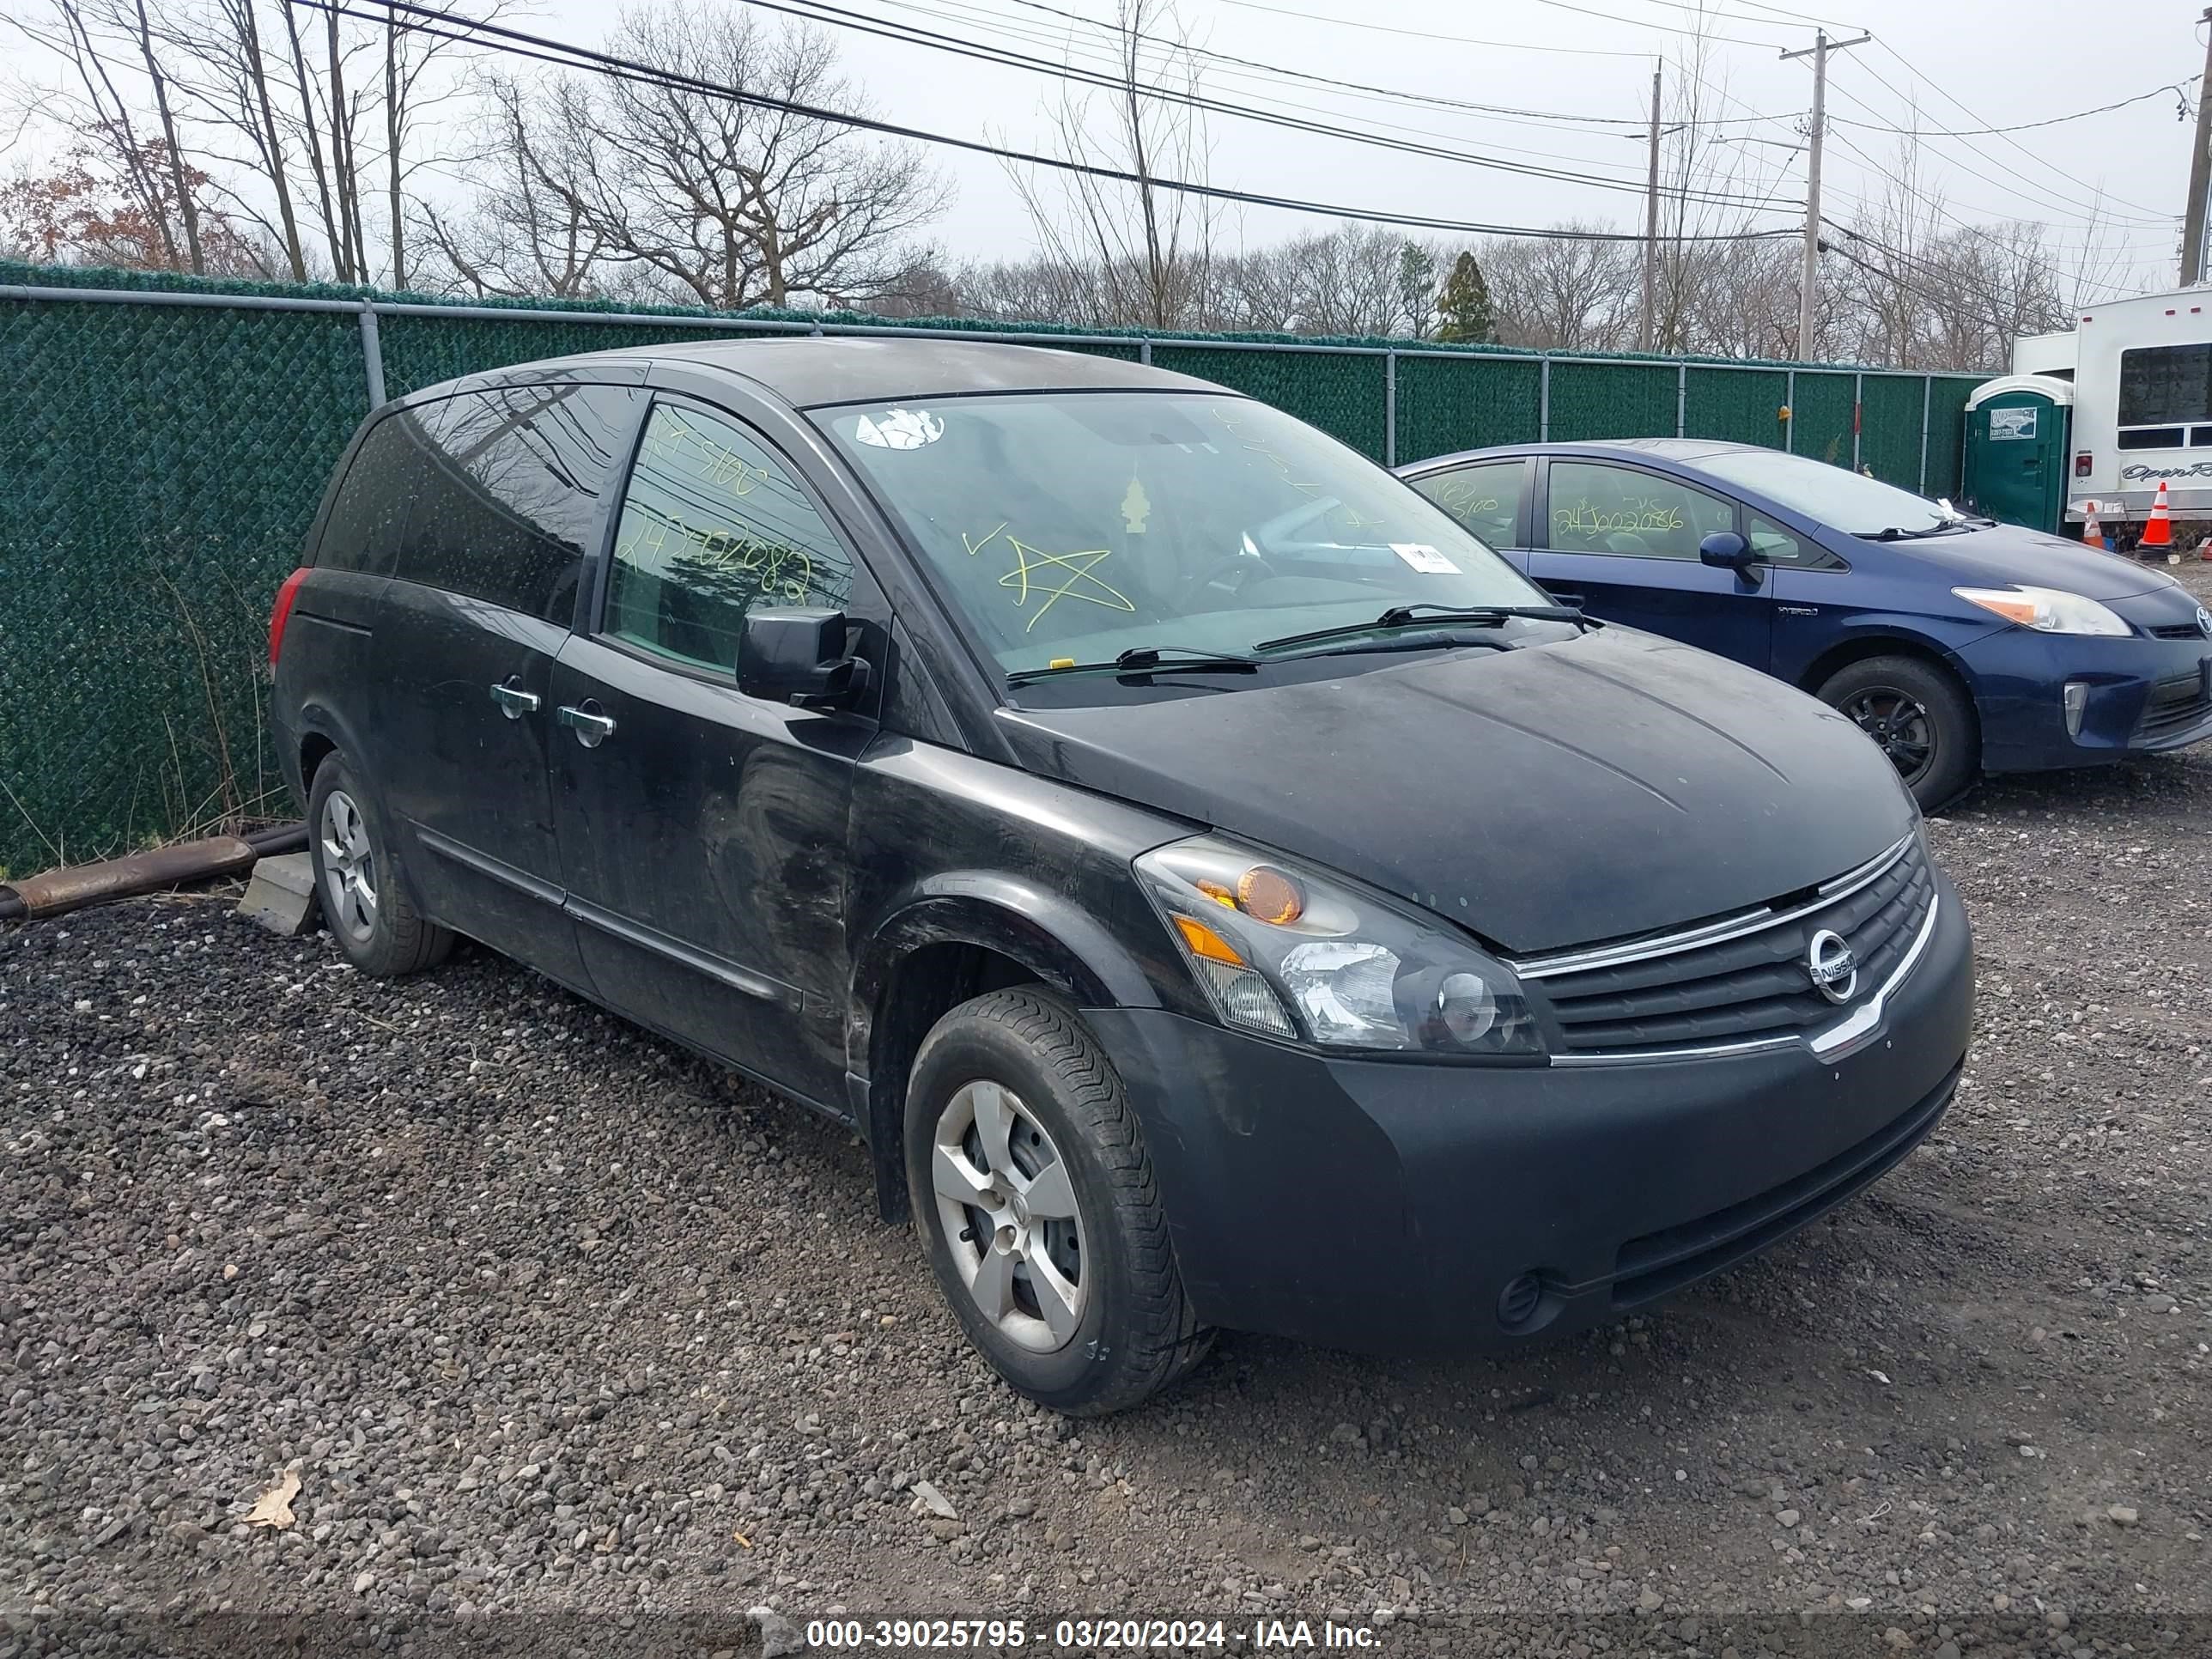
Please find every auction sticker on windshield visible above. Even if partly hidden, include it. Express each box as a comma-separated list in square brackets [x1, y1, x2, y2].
[853, 408, 945, 449]
[1390, 542, 1462, 574]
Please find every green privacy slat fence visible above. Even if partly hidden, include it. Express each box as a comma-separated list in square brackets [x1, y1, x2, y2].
[0, 260, 1987, 878]
[1790, 371, 1859, 470]
[1546, 362, 1680, 443]
[1858, 375, 1929, 489]
[1681, 366, 1790, 448]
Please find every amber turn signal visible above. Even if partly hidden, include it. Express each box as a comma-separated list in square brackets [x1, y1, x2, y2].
[1171, 913, 1248, 966]
[1236, 865, 1305, 926]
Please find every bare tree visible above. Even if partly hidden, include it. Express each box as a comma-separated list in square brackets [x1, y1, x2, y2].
[1480, 228, 1638, 351]
[452, 4, 945, 309]
[416, 71, 613, 297]
[1005, 0, 1216, 329]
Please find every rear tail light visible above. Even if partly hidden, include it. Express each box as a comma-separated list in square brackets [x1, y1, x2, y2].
[2075, 451, 2093, 478]
[269, 568, 310, 667]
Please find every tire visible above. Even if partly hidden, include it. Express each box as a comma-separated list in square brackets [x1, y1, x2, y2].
[905, 988, 1212, 1415]
[1817, 654, 1978, 813]
[307, 754, 453, 976]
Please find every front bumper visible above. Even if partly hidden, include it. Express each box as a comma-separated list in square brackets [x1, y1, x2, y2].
[1084, 870, 1973, 1354]
[1964, 629, 2212, 773]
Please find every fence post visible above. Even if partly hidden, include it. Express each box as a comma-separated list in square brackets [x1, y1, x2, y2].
[1852, 370, 1864, 471]
[357, 304, 386, 409]
[1784, 368, 1796, 454]
[1139, 337, 1152, 366]
[1918, 375, 1933, 494]
[1539, 356, 1553, 442]
[1384, 349, 1398, 466]
[1676, 363, 1687, 438]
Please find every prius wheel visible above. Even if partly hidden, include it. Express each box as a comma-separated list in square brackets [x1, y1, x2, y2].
[307, 756, 453, 977]
[1818, 655, 1977, 812]
[905, 988, 1212, 1415]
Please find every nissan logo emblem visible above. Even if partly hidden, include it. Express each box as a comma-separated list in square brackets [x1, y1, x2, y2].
[1806, 929, 1858, 1005]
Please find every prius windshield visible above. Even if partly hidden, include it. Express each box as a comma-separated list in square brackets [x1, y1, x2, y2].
[816, 392, 1547, 676]
[1693, 448, 1958, 537]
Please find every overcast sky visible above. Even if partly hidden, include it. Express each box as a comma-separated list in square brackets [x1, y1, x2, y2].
[526, 0, 2195, 299]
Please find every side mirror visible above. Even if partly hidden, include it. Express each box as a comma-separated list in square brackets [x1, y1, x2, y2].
[736, 607, 873, 711]
[1698, 531, 1759, 573]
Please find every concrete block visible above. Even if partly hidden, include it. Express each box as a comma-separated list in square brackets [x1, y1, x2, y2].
[235, 852, 319, 938]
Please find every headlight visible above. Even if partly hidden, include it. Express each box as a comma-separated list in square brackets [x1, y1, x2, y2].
[1954, 584, 2130, 636]
[1134, 836, 1544, 1058]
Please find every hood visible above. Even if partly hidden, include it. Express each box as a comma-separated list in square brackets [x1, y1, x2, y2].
[999, 629, 1917, 955]
[1897, 523, 2179, 601]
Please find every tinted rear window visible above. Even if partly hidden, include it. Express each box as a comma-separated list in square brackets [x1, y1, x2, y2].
[393, 381, 644, 620]
[314, 409, 442, 576]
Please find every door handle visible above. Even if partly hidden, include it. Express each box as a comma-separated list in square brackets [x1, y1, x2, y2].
[556, 702, 616, 748]
[489, 680, 540, 719]
[1548, 592, 1587, 608]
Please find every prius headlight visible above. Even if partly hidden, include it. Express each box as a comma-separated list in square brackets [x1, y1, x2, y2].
[1954, 584, 2130, 636]
[1135, 836, 1543, 1058]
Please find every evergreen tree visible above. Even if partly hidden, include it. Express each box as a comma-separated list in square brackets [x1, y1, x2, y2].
[1434, 251, 1497, 344]
[1395, 240, 1437, 338]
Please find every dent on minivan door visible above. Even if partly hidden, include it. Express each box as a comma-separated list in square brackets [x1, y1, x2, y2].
[545, 397, 874, 1110]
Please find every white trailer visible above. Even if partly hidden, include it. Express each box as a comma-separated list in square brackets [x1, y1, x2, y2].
[2006, 286, 2212, 530]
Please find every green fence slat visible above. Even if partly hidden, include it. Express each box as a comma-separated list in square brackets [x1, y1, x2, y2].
[1922, 378, 1978, 500]
[1790, 372, 1858, 469]
[1683, 366, 1789, 447]
[1546, 362, 1678, 442]
[1150, 345, 1387, 459]
[1394, 356, 1543, 464]
[1858, 375, 1925, 489]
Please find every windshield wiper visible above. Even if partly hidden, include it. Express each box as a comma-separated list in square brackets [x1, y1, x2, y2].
[1860, 521, 1972, 542]
[1254, 603, 1590, 653]
[1273, 629, 1518, 662]
[1006, 645, 1261, 686]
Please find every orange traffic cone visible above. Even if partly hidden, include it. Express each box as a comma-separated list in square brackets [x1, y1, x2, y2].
[2142, 479, 2173, 553]
[2081, 501, 2103, 548]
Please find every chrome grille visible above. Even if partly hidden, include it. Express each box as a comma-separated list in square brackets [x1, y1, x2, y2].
[1518, 836, 1935, 1061]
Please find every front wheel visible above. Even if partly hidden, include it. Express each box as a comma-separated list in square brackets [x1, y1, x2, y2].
[905, 988, 1212, 1415]
[1817, 654, 1978, 812]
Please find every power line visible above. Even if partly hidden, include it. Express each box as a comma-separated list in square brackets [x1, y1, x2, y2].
[1827, 75, 2199, 137]
[1861, 43, 2172, 222]
[291, 0, 1805, 245]
[985, 0, 1647, 128]
[988, 0, 1805, 131]
[1522, 0, 1797, 52]
[1207, 0, 1652, 60]
[1823, 76, 2172, 230]
[702, 0, 1808, 212]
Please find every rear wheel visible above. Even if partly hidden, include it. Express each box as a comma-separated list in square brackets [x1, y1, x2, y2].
[905, 988, 1211, 1415]
[1817, 654, 1977, 812]
[307, 756, 453, 976]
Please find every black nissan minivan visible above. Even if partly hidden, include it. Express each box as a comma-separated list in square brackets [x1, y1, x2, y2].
[270, 339, 1974, 1413]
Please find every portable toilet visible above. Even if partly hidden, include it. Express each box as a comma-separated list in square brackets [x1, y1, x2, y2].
[1962, 374, 2074, 533]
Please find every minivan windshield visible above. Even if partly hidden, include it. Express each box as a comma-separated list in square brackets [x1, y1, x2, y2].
[816, 392, 1551, 678]
[1693, 448, 1959, 537]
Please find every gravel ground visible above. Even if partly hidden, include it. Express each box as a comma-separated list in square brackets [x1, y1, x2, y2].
[8, 568, 2212, 1659]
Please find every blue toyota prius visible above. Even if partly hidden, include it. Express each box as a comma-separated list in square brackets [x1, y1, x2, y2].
[1397, 439, 2212, 808]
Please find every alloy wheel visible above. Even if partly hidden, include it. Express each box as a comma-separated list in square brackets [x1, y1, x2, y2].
[1840, 687, 1936, 787]
[930, 1079, 1089, 1353]
[318, 788, 380, 945]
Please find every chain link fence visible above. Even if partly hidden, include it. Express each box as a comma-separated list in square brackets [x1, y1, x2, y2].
[0, 260, 1987, 878]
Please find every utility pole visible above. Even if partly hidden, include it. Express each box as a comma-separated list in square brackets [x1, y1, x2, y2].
[2181, 7, 2212, 284]
[1781, 28, 1869, 362]
[1639, 62, 1662, 352]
